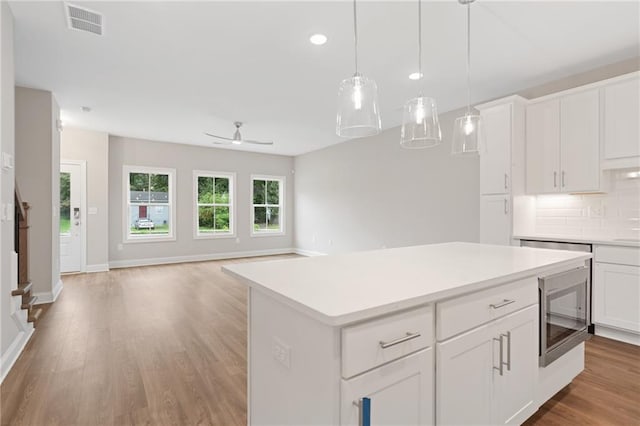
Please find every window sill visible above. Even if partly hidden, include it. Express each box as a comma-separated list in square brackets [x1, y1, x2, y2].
[194, 233, 237, 240]
[124, 235, 176, 244]
[250, 231, 286, 238]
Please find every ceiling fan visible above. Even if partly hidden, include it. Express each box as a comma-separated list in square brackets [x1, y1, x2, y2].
[204, 121, 273, 145]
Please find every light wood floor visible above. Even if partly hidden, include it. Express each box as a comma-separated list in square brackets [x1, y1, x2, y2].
[1, 256, 639, 425]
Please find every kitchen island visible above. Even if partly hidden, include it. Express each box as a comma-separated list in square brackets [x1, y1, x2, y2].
[223, 242, 591, 425]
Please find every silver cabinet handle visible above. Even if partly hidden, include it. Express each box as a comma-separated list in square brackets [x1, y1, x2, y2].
[493, 335, 504, 376]
[379, 332, 421, 349]
[503, 331, 511, 371]
[353, 397, 371, 426]
[503, 199, 509, 215]
[490, 299, 515, 309]
[553, 171, 557, 188]
[561, 171, 566, 188]
[504, 173, 509, 190]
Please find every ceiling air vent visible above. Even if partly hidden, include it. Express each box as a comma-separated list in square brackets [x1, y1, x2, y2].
[65, 3, 103, 36]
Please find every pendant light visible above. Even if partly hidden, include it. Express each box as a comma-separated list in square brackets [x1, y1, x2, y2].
[451, 0, 481, 155]
[400, 0, 441, 149]
[336, 0, 382, 138]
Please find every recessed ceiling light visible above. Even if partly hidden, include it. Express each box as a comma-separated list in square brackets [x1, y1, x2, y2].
[408, 72, 423, 81]
[309, 34, 328, 46]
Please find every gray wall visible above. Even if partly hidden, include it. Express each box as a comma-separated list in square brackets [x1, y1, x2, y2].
[108, 136, 294, 265]
[15, 86, 60, 297]
[0, 1, 18, 358]
[294, 107, 480, 255]
[61, 127, 109, 269]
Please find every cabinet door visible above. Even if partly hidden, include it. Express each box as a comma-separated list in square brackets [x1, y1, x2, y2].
[593, 262, 640, 332]
[480, 104, 512, 195]
[480, 195, 511, 246]
[604, 77, 640, 160]
[492, 305, 538, 426]
[437, 323, 494, 425]
[341, 348, 434, 426]
[560, 90, 600, 192]
[526, 99, 560, 194]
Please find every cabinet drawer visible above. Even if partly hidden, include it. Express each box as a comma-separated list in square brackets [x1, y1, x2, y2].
[342, 305, 433, 379]
[595, 245, 640, 266]
[437, 278, 537, 341]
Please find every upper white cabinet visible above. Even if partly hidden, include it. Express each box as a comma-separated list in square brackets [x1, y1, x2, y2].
[603, 76, 640, 161]
[480, 194, 511, 246]
[526, 89, 600, 194]
[480, 103, 512, 195]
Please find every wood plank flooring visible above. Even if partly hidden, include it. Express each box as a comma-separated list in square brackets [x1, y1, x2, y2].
[1, 255, 639, 425]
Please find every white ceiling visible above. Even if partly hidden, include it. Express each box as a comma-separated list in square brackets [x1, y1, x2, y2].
[9, 1, 640, 156]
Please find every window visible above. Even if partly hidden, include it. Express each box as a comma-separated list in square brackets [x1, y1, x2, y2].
[194, 171, 235, 238]
[124, 166, 175, 242]
[251, 175, 284, 235]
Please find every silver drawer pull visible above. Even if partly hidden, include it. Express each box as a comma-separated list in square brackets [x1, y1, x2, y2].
[379, 332, 421, 349]
[490, 299, 515, 309]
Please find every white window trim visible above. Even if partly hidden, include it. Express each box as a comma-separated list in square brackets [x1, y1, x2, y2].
[193, 170, 236, 239]
[123, 165, 176, 243]
[250, 174, 285, 237]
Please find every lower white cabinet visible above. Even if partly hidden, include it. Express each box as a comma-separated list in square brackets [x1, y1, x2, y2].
[480, 194, 512, 245]
[594, 262, 640, 333]
[437, 305, 538, 425]
[341, 349, 434, 426]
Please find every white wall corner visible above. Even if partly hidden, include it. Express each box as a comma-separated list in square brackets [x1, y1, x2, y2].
[85, 263, 109, 273]
[0, 328, 34, 384]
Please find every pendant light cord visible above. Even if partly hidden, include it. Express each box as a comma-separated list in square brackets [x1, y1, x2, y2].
[353, 0, 359, 75]
[466, 2, 471, 115]
[418, 0, 423, 96]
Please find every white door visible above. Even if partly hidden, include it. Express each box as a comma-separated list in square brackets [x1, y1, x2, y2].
[480, 103, 512, 195]
[60, 163, 83, 272]
[436, 323, 494, 425]
[593, 262, 640, 332]
[492, 305, 538, 425]
[480, 195, 511, 246]
[604, 77, 640, 160]
[526, 99, 560, 194]
[341, 349, 434, 425]
[560, 89, 600, 192]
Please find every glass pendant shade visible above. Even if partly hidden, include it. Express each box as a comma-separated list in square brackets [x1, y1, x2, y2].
[400, 97, 442, 148]
[452, 113, 481, 155]
[336, 73, 382, 138]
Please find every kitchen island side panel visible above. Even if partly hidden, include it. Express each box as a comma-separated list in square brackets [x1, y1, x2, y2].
[250, 288, 341, 425]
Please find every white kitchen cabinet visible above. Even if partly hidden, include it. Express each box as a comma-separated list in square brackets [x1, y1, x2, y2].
[480, 194, 511, 245]
[594, 262, 640, 333]
[604, 76, 640, 160]
[480, 103, 512, 195]
[525, 89, 600, 194]
[341, 349, 433, 426]
[437, 305, 538, 426]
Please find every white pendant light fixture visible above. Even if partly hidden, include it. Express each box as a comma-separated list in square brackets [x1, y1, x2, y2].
[336, 0, 382, 138]
[452, 0, 481, 155]
[400, 0, 441, 149]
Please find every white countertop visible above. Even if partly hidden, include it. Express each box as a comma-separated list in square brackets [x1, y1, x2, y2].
[514, 235, 640, 248]
[223, 242, 591, 326]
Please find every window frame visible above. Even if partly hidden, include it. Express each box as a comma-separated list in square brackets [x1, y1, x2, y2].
[122, 165, 176, 243]
[193, 170, 236, 239]
[250, 174, 285, 237]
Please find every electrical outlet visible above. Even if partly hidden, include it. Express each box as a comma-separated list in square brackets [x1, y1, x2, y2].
[117, 243, 123, 251]
[272, 337, 291, 369]
[235, 237, 240, 244]
[589, 205, 604, 218]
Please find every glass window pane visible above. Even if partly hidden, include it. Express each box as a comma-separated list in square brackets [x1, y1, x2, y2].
[215, 177, 230, 204]
[253, 180, 265, 204]
[149, 174, 169, 204]
[198, 206, 214, 233]
[253, 207, 267, 231]
[266, 180, 279, 204]
[60, 172, 70, 235]
[198, 176, 214, 204]
[129, 205, 170, 236]
[214, 206, 230, 232]
[130, 172, 150, 203]
[266, 206, 280, 231]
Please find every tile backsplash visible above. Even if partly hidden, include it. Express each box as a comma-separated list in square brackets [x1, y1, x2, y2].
[534, 170, 640, 240]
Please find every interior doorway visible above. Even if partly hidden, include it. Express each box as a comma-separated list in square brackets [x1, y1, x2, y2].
[60, 161, 86, 273]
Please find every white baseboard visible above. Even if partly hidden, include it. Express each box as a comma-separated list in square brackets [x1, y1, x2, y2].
[85, 263, 110, 273]
[0, 328, 34, 384]
[109, 248, 297, 269]
[34, 279, 64, 305]
[594, 325, 640, 346]
[293, 248, 327, 257]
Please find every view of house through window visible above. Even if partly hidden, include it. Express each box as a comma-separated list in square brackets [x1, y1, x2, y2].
[252, 176, 283, 233]
[196, 172, 233, 236]
[127, 169, 173, 238]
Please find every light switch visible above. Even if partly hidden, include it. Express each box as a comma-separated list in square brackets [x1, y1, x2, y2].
[1, 152, 14, 170]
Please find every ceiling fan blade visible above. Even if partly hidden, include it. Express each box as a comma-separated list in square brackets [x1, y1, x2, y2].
[204, 132, 234, 142]
[242, 139, 274, 145]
